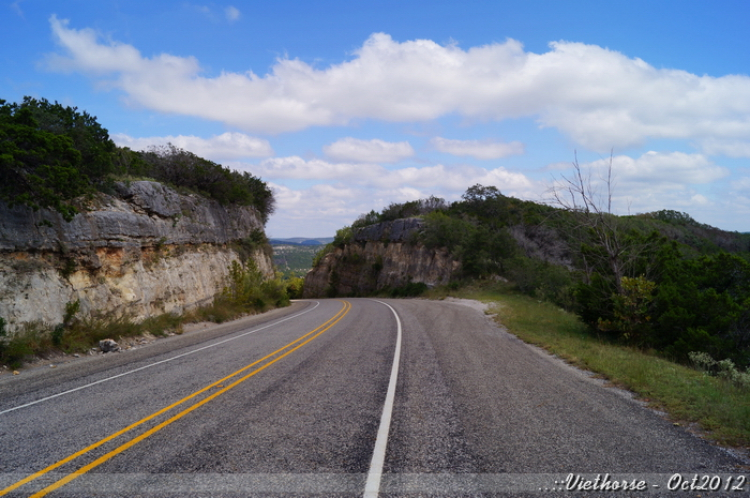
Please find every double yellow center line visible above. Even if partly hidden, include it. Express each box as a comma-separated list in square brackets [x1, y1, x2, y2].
[2, 300, 351, 498]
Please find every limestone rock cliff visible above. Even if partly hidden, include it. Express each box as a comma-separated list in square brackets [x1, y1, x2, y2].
[0, 181, 273, 331]
[303, 218, 459, 297]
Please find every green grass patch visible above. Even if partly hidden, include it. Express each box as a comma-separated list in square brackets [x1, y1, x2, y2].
[0, 313, 185, 369]
[426, 281, 750, 448]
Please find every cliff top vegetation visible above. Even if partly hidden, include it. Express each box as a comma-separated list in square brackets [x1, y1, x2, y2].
[0, 96, 274, 223]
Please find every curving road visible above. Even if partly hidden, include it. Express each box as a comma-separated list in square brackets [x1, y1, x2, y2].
[0, 298, 746, 497]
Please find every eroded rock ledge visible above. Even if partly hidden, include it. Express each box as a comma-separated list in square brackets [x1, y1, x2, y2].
[0, 181, 273, 331]
[303, 218, 459, 297]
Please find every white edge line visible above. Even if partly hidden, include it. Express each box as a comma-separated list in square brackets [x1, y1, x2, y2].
[364, 299, 402, 498]
[0, 301, 321, 416]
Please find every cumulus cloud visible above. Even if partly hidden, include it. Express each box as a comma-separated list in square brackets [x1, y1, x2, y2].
[699, 138, 750, 158]
[247, 156, 536, 197]
[431, 137, 524, 159]
[583, 151, 728, 186]
[323, 138, 414, 163]
[267, 182, 383, 237]
[112, 132, 273, 160]
[45, 18, 750, 151]
[550, 151, 729, 216]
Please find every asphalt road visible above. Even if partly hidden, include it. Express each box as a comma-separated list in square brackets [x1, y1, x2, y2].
[0, 298, 747, 498]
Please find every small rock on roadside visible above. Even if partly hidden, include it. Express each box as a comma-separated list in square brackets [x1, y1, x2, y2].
[99, 339, 120, 353]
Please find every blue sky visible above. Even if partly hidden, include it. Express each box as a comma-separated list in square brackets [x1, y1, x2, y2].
[2, 1, 750, 237]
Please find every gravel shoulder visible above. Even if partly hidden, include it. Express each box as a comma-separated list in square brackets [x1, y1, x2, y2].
[387, 297, 747, 474]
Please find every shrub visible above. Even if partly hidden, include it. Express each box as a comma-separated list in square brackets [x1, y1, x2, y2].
[222, 259, 290, 312]
[387, 281, 428, 298]
[285, 277, 305, 299]
[0, 323, 49, 369]
[503, 256, 575, 309]
[653, 252, 750, 366]
[0, 97, 116, 221]
[332, 226, 353, 248]
[689, 351, 750, 390]
[596, 276, 657, 346]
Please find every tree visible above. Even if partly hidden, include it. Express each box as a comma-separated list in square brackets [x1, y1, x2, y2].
[653, 252, 750, 365]
[549, 153, 666, 293]
[550, 153, 669, 341]
[0, 98, 101, 220]
[458, 184, 509, 227]
[550, 153, 627, 290]
[20, 97, 116, 181]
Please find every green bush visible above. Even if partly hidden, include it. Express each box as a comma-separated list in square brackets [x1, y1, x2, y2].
[596, 276, 657, 346]
[387, 281, 428, 298]
[0, 322, 56, 369]
[285, 277, 305, 299]
[652, 252, 750, 366]
[421, 211, 519, 279]
[222, 260, 290, 311]
[689, 351, 750, 390]
[0, 97, 113, 220]
[0, 97, 275, 224]
[332, 226, 353, 248]
[503, 256, 574, 308]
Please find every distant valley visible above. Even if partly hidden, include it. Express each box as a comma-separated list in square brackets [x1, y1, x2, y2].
[269, 237, 333, 246]
[271, 238, 331, 277]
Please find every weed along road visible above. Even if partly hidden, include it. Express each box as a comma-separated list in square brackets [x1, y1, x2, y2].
[0, 299, 746, 498]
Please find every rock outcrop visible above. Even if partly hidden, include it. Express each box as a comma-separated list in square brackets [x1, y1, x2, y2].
[0, 181, 273, 332]
[303, 218, 459, 297]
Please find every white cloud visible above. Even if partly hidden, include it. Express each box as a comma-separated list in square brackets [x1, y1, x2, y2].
[689, 194, 710, 206]
[225, 6, 241, 22]
[266, 182, 377, 237]
[323, 138, 414, 163]
[112, 132, 273, 160]
[247, 156, 536, 198]
[46, 18, 750, 150]
[583, 151, 728, 186]
[731, 177, 750, 193]
[248, 156, 381, 182]
[431, 137, 524, 159]
[264, 165, 540, 237]
[699, 138, 750, 158]
[550, 151, 729, 216]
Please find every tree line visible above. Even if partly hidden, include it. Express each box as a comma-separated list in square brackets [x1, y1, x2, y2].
[0, 96, 274, 223]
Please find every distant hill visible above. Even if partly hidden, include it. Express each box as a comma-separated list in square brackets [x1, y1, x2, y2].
[271, 238, 331, 277]
[270, 237, 333, 246]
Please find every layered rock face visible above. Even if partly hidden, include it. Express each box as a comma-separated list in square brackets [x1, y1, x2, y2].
[303, 218, 459, 297]
[0, 181, 273, 332]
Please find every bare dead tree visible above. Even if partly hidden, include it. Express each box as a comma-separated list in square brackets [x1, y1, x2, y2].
[549, 151, 647, 295]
